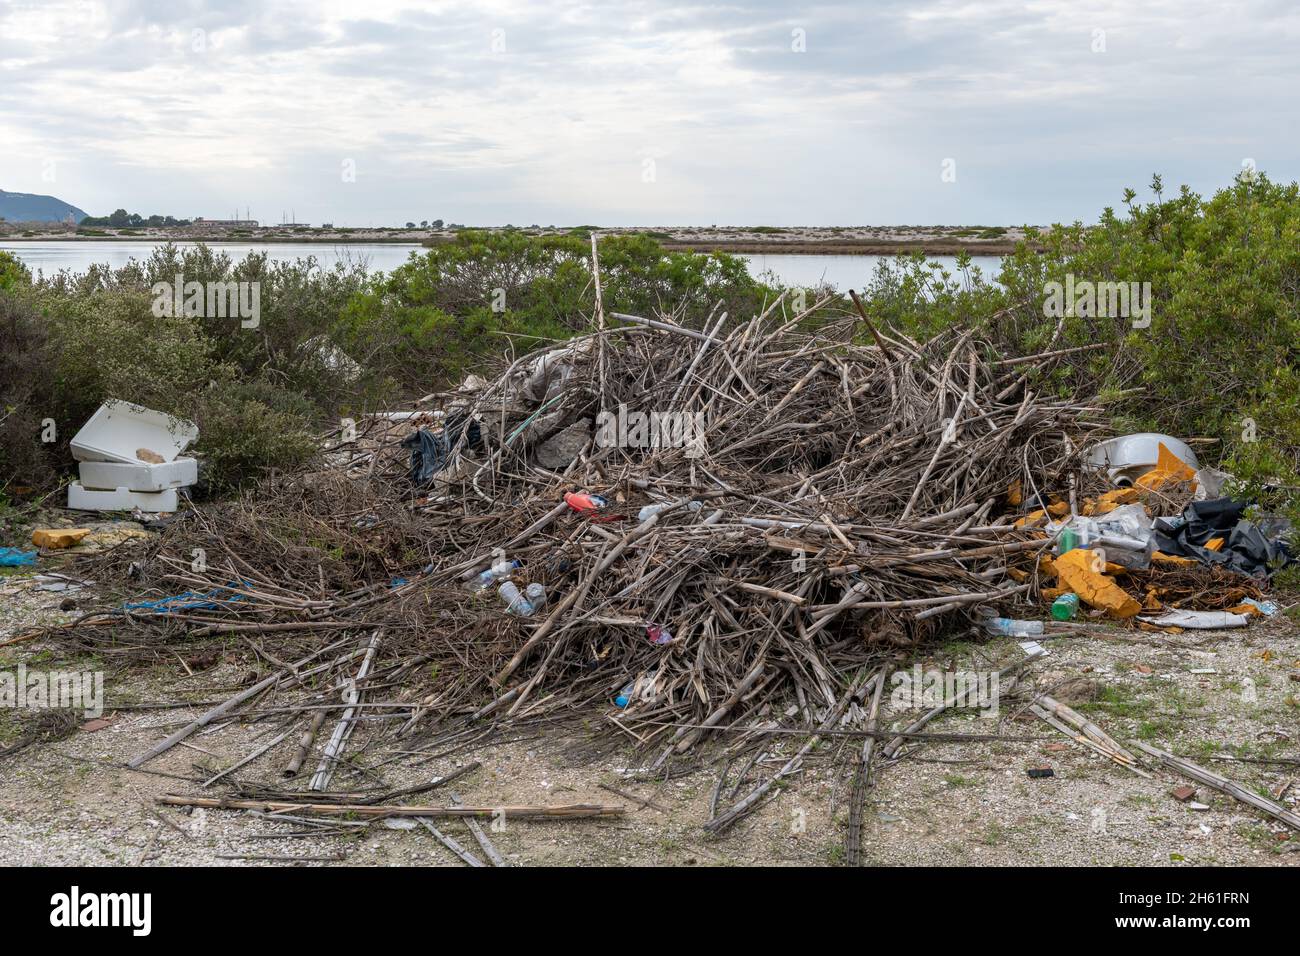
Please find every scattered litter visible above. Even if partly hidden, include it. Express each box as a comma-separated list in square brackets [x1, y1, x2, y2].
[31, 528, 91, 549]
[563, 491, 608, 513]
[68, 482, 180, 513]
[32, 574, 89, 593]
[1136, 743, 1300, 832]
[78, 456, 197, 493]
[985, 617, 1044, 637]
[0, 547, 38, 567]
[1241, 598, 1279, 616]
[1139, 610, 1250, 630]
[1050, 592, 1079, 621]
[1151, 498, 1293, 578]
[1054, 548, 1142, 618]
[70, 399, 198, 465]
[1171, 786, 1196, 802]
[123, 583, 248, 615]
[40, 307, 1293, 847]
[401, 412, 481, 484]
[646, 623, 673, 645]
[1085, 433, 1199, 486]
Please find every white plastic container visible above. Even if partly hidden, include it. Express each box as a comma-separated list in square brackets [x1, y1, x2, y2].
[70, 400, 198, 464]
[68, 481, 179, 513]
[1085, 433, 1199, 486]
[78, 457, 198, 492]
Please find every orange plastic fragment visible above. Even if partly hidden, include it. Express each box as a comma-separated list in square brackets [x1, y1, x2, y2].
[1007, 479, 1023, 506]
[1092, 487, 1140, 515]
[1054, 548, 1142, 618]
[1152, 551, 1198, 567]
[31, 528, 91, 549]
[1226, 603, 1263, 617]
[1014, 510, 1047, 528]
[1135, 442, 1198, 492]
[1205, 537, 1225, 552]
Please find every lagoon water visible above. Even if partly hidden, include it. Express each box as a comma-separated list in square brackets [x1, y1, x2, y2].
[0, 240, 1002, 292]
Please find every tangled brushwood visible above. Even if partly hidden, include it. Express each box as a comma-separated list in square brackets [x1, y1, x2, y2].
[51, 294, 1120, 823]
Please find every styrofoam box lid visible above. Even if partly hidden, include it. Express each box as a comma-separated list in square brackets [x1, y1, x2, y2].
[70, 400, 199, 464]
[67, 481, 180, 514]
[78, 457, 198, 492]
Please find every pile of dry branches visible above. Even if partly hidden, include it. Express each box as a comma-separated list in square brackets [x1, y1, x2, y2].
[59, 295, 1109, 785]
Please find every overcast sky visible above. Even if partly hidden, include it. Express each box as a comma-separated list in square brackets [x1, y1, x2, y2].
[2, 0, 1297, 226]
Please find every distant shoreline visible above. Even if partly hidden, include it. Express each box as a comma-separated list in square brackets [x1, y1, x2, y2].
[0, 225, 1032, 257]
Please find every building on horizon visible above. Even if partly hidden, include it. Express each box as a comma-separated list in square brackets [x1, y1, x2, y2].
[193, 217, 259, 229]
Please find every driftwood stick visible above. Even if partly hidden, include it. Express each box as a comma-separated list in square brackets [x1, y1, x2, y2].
[1033, 693, 1139, 764]
[452, 791, 509, 866]
[127, 639, 357, 769]
[705, 671, 876, 834]
[283, 709, 328, 777]
[158, 795, 626, 820]
[310, 630, 383, 791]
[417, 818, 485, 867]
[846, 668, 888, 866]
[1134, 743, 1300, 831]
[882, 658, 1034, 760]
[202, 728, 293, 788]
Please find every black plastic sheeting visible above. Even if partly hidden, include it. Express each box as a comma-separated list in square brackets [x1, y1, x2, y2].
[401, 413, 481, 485]
[1151, 497, 1294, 578]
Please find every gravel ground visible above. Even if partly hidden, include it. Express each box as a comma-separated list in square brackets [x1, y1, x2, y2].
[2, 564, 1298, 867]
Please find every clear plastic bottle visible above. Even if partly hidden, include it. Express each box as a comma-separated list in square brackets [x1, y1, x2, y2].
[616, 670, 656, 708]
[637, 500, 703, 522]
[466, 558, 521, 592]
[498, 580, 534, 616]
[983, 617, 1045, 637]
[525, 582, 546, 611]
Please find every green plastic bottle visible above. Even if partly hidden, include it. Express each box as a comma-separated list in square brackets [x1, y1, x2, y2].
[1051, 592, 1079, 621]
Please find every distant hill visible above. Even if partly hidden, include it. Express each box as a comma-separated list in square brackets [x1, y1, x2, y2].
[0, 189, 88, 224]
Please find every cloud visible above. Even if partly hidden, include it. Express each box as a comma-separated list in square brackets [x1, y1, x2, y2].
[0, 0, 1296, 224]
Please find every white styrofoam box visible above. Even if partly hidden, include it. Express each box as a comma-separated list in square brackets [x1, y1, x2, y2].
[78, 457, 198, 493]
[70, 400, 198, 464]
[68, 481, 179, 513]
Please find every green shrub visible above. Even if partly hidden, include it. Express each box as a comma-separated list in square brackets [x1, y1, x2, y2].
[189, 378, 319, 492]
[0, 251, 28, 292]
[339, 230, 773, 389]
